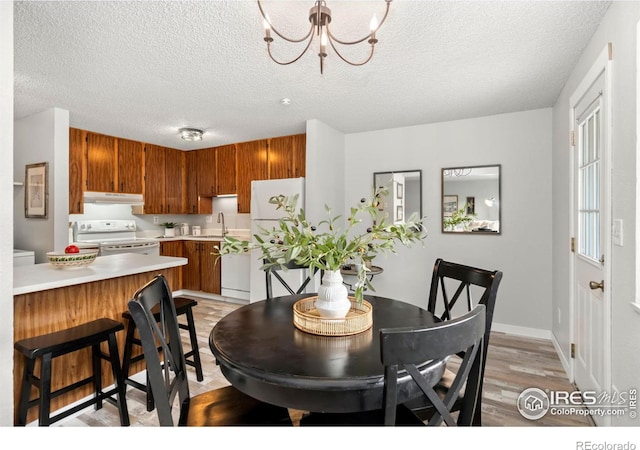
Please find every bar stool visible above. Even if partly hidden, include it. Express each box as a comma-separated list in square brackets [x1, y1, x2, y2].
[14, 318, 130, 426]
[121, 296, 203, 411]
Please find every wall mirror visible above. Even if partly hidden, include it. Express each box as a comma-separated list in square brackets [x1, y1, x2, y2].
[441, 164, 501, 234]
[373, 170, 422, 225]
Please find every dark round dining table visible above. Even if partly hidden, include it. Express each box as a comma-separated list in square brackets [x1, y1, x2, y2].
[209, 294, 445, 413]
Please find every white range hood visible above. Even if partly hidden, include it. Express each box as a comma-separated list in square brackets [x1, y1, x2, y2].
[83, 191, 144, 205]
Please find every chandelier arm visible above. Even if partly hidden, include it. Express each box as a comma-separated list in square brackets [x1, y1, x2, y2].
[328, 36, 375, 67]
[326, 0, 391, 46]
[267, 33, 316, 66]
[258, 1, 315, 43]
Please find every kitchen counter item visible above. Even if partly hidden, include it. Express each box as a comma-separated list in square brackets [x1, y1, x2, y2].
[192, 226, 201, 236]
[180, 223, 190, 236]
[46, 249, 99, 269]
[13, 249, 35, 266]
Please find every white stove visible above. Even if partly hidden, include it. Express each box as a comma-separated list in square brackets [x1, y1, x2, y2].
[73, 220, 159, 256]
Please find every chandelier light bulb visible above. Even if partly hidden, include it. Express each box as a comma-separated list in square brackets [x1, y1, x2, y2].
[370, 14, 378, 32]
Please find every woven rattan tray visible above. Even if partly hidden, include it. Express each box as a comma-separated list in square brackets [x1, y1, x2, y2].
[292, 296, 373, 336]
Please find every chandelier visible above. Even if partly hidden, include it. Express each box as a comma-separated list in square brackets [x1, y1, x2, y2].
[258, 0, 393, 74]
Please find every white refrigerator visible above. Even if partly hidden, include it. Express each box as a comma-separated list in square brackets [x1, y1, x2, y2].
[249, 177, 306, 302]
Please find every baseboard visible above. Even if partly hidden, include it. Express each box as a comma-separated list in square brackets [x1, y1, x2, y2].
[492, 322, 552, 340]
[173, 289, 248, 305]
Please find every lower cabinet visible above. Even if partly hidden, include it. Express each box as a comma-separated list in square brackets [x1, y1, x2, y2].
[159, 241, 184, 288]
[182, 240, 221, 295]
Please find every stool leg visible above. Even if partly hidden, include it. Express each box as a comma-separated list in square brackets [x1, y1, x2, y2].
[39, 353, 53, 426]
[16, 357, 35, 426]
[185, 308, 203, 382]
[92, 343, 103, 410]
[107, 332, 130, 426]
[121, 319, 136, 383]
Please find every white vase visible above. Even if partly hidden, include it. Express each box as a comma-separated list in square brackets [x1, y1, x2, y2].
[164, 228, 175, 237]
[315, 270, 351, 318]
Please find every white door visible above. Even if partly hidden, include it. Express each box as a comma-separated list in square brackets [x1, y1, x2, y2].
[571, 47, 611, 426]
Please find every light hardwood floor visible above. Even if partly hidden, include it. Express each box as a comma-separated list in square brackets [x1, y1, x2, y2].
[56, 296, 592, 427]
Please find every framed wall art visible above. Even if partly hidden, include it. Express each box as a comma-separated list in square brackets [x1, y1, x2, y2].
[443, 195, 458, 217]
[25, 162, 48, 218]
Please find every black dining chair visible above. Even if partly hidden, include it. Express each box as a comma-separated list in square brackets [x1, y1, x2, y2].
[127, 274, 293, 426]
[406, 258, 503, 425]
[264, 259, 319, 299]
[381, 304, 486, 426]
[300, 305, 486, 426]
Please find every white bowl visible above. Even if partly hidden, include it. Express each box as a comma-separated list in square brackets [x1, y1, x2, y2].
[47, 249, 99, 269]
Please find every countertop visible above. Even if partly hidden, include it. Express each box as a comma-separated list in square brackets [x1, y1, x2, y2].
[14, 253, 188, 295]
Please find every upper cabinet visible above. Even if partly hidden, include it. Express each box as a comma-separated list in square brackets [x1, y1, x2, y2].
[69, 127, 305, 216]
[164, 147, 186, 214]
[268, 134, 306, 179]
[143, 144, 166, 214]
[86, 132, 117, 192]
[117, 138, 143, 194]
[69, 128, 87, 214]
[215, 144, 236, 195]
[197, 147, 216, 197]
[236, 139, 268, 213]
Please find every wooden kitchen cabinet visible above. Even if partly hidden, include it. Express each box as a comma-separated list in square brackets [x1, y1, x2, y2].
[165, 147, 186, 214]
[143, 144, 166, 214]
[268, 134, 306, 179]
[197, 147, 216, 197]
[86, 132, 117, 192]
[69, 128, 86, 214]
[160, 240, 184, 288]
[215, 144, 236, 195]
[183, 240, 221, 294]
[236, 139, 268, 213]
[117, 138, 143, 194]
[185, 151, 213, 215]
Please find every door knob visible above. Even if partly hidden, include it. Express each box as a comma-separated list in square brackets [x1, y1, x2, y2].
[589, 280, 604, 291]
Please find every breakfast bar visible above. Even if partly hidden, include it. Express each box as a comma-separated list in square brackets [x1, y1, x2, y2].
[13, 253, 188, 424]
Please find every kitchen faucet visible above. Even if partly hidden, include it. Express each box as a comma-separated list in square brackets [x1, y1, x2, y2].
[217, 212, 228, 236]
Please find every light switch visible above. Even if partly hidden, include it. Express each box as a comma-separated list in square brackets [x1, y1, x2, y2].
[613, 219, 623, 246]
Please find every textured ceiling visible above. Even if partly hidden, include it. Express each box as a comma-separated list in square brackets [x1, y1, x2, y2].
[14, 0, 611, 150]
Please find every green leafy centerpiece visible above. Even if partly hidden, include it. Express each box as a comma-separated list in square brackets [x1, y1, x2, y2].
[219, 188, 427, 318]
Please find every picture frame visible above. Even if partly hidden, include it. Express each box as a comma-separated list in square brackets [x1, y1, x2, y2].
[443, 195, 458, 217]
[396, 205, 404, 222]
[25, 162, 48, 219]
[396, 182, 403, 200]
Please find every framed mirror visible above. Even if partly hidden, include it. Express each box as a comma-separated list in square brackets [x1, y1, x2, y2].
[441, 164, 501, 234]
[373, 170, 422, 225]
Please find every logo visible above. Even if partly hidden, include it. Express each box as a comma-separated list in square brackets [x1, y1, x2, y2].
[517, 387, 550, 420]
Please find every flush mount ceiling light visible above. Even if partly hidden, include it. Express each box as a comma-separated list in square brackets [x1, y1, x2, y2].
[258, 0, 393, 74]
[179, 128, 203, 141]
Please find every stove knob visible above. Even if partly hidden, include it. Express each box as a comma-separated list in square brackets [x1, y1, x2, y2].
[80, 224, 86, 230]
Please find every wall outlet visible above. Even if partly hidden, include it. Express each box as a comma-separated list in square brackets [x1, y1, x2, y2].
[153, 216, 159, 224]
[206, 216, 213, 224]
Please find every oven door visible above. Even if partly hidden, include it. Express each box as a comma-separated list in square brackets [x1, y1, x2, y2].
[100, 241, 160, 256]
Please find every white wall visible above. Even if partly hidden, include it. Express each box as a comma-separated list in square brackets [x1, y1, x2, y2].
[344, 108, 553, 334]
[551, 1, 640, 426]
[0, 0, 13, 427]
[14, 108, 69, 262]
